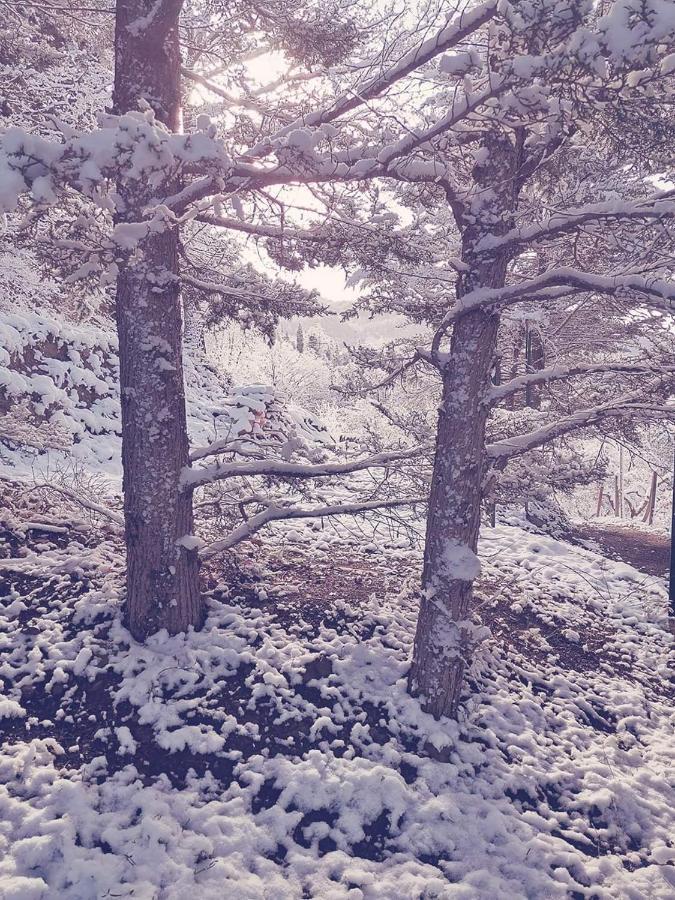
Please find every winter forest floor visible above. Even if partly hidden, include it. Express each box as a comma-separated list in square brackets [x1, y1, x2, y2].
[0, 516, 673, 899]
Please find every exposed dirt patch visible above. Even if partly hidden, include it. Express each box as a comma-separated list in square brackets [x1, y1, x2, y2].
[566, 523, 670, 577]
[203, 542, 416, 636]
[479, 582, 612, 675]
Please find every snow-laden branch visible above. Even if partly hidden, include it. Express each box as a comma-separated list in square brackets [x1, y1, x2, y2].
[199, 496, 425, 558]
[194, 214, 324, 242]
[433, 268, 675, 356]
[246, 0, 499, 157]
[189, 435, 285, 463]
[487, 378, 675, 461]
[376, 78, 505, 170]
[476, 193, 675, 254]
[183, 445, 426, 491]
[488, 362, 675, 404]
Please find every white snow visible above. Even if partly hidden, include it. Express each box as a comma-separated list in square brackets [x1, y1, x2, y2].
[1, 520, 672, 898]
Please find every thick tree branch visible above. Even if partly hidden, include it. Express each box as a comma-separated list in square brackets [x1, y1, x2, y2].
[476, 193, 675, 254]
[183, 445, 426, 490]
[488, 363, 675, 405]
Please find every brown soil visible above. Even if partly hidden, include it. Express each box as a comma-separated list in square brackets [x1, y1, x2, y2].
[567, 523, 670, 577]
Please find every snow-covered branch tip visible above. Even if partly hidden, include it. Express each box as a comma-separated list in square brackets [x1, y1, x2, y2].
[433, 269, 675, 357]
[475, 194, 675, 255]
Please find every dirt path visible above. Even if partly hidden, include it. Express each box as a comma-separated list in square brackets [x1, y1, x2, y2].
[567, 522, 671, 577]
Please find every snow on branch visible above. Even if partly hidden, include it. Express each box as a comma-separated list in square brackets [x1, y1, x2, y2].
[183, 445, 427, 491]
[193, 214, 325, 242]
[246, 0, 499, 157]
[476, 194, 675, 254]
[433, 268, 675, 356]
[487, 378, 675, 461]
[488, 363, 675, 405]
[199, 497, 425, 558]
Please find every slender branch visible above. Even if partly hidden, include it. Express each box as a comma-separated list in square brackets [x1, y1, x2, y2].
[433, 268, 675, 356]
[487, 378, 675, 461]
[27, 482, 124, 526]
[194, 214, 324, 241]
[181, 67, 274, 116]
[199, 496, 425, 557]
[246, 0, 499, 157]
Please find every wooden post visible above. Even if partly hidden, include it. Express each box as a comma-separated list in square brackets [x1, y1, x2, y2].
[614, 475, 620, 519]
[595, 483, 604, 517]
[643, 471, 657, 526]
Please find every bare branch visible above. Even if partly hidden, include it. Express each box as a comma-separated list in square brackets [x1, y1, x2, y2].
[27, 482, 124, 527]
[199, 497, 425, 557]
[181, 67, 272, 116]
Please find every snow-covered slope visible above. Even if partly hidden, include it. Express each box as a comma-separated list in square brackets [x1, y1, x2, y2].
[0, 521, 672, 898]
[0, 305, 333, 485]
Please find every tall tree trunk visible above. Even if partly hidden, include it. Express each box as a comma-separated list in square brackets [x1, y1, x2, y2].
[669, 450, 675, 618]
[408, 306, 503, 718]
[408, 134, 517, 719]
[113, 0, 202, 640]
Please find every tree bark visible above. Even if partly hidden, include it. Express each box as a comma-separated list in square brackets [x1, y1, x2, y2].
[408, 306, 502, 718]
[408, 134, 518, 719]
[669, 450, 675, 617]
[113, 0, 202, 639]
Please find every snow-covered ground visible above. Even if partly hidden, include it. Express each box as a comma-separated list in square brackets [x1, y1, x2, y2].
[1, 515, 672, 899]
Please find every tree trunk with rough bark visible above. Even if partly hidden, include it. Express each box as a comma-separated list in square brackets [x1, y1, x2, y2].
[113, 0, 202, 640]
[408, 135, 518, 719]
